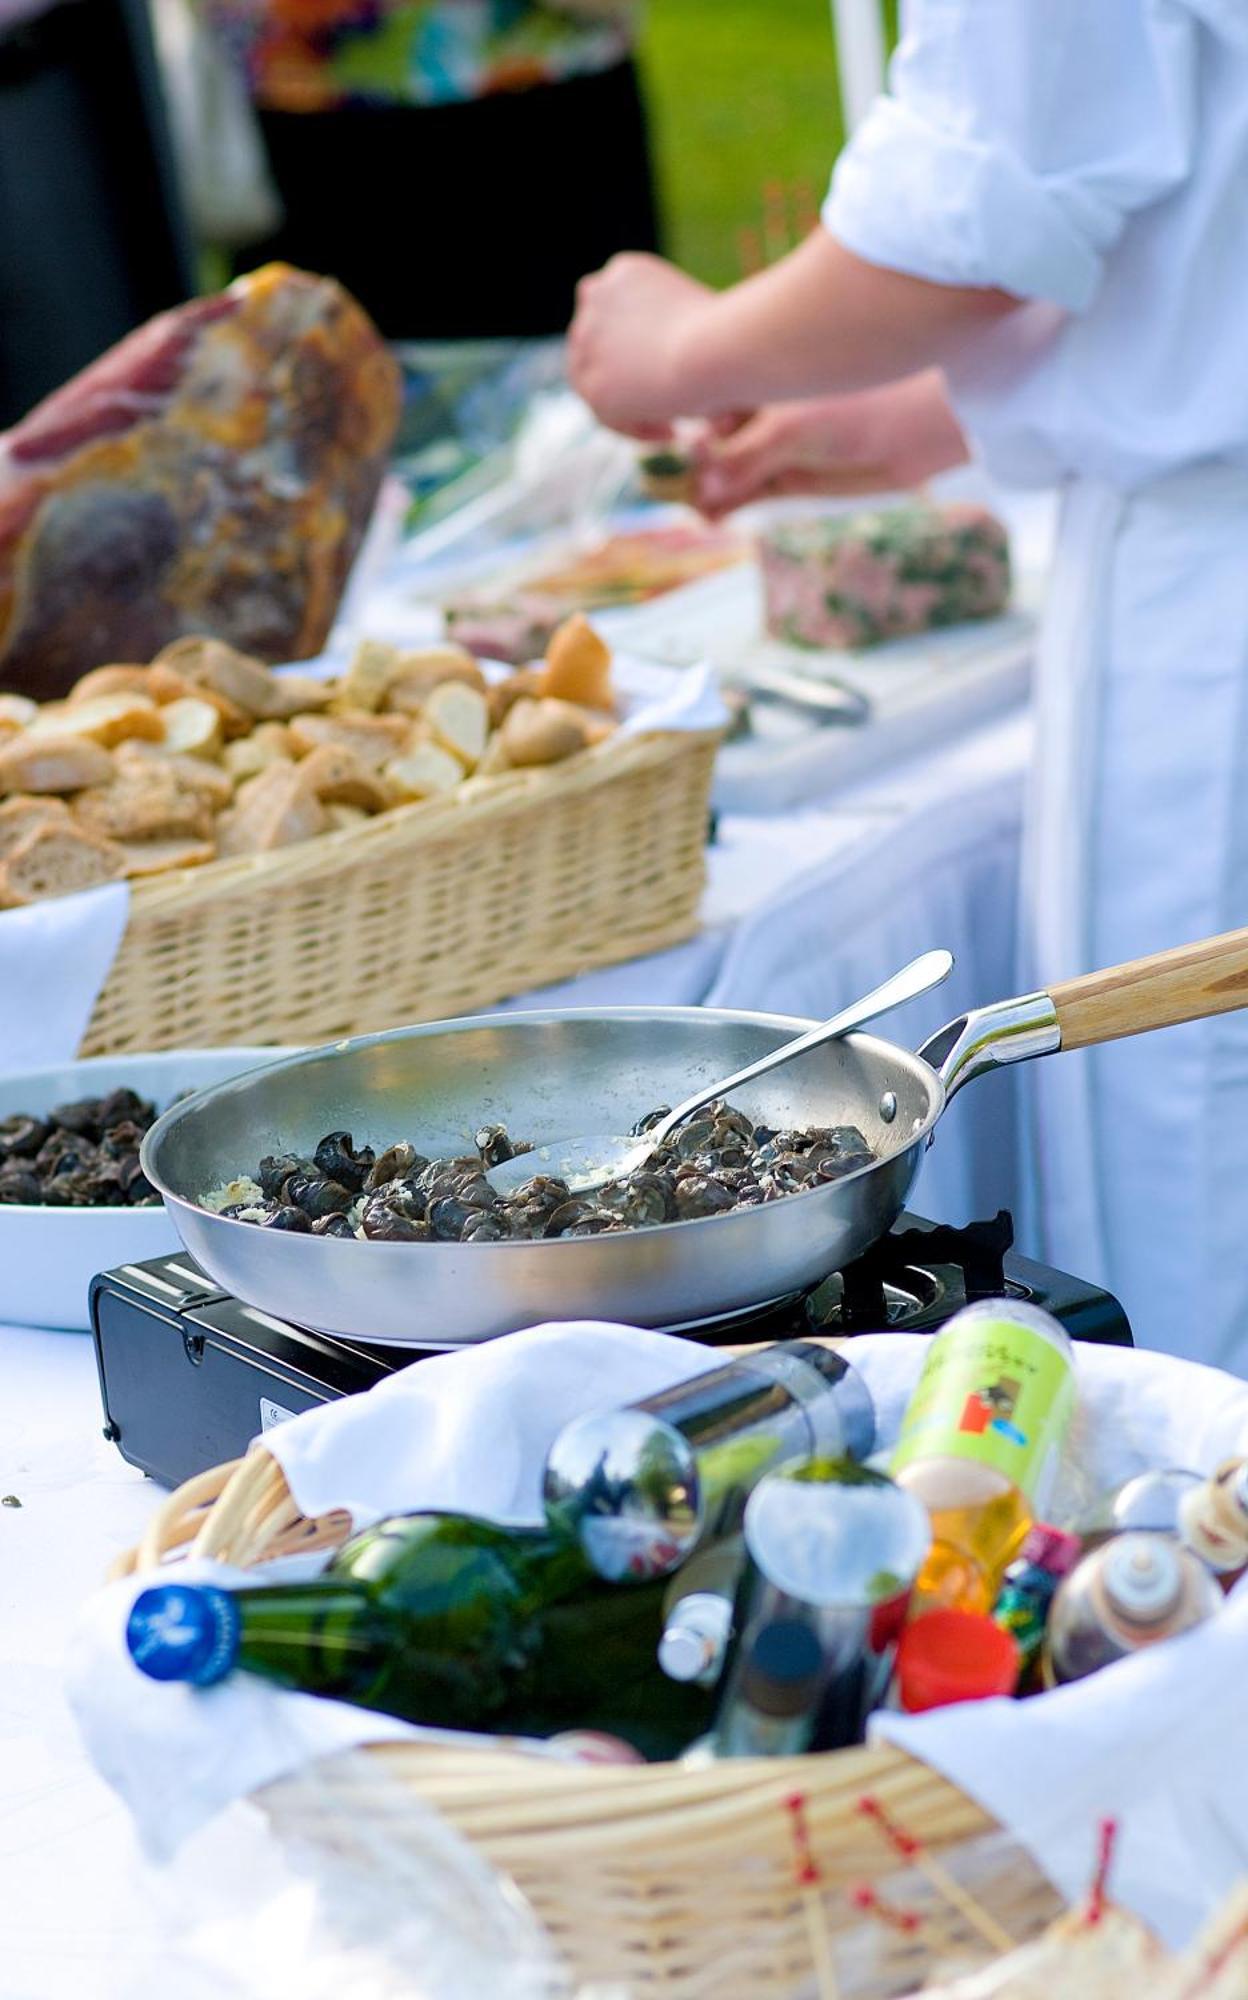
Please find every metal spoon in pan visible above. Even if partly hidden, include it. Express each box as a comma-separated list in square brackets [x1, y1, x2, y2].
[484, 948, 954, 1198]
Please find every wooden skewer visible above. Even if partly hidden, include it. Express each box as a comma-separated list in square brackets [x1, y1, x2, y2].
[858, 1796, 1016, 1955]
[804, 1889, 842, 2000]
[916, 1850, 1016, 1955]
[787, 1793, 841, 2000]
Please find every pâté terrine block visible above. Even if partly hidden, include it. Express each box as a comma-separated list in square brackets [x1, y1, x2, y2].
[759, 502, 1010, 650]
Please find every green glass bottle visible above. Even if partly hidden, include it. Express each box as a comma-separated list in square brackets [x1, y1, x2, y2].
[126, 1510, 717, 1760]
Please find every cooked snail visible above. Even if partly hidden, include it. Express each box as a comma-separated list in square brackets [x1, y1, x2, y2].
[211, 1097, 874, 1245]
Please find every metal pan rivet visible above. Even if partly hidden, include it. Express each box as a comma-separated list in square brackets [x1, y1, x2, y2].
[878, 1091, 898, 1123]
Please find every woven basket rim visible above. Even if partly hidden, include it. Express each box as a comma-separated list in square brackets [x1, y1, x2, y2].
[123, 726, 721, 913]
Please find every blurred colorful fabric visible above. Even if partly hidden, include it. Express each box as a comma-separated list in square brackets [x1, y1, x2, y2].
[203, 0, 636, 111]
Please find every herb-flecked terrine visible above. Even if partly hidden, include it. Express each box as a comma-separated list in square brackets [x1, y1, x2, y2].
[759, 503, 1010, 650]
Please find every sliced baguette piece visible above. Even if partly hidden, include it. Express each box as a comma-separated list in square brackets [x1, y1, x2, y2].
[0, 734, 115, 794]
[383, 645, 488, 715]
[27, 692, 165, 749]
[146, 662, 252, 737]
[424, 681, 490, 771]
[232, 758, 296, 809]
[287, 710, 410, 770]
[115, 741, 234, 810]
[336, 639, 402, 714]
[487, 666, 545, 730]
[294, 743, 391, 813]
[0, 693, 38, 729]
[261, 673, 335, 720]
[547, 697, 615, 746]
[158, 697, 224, 759]
[119, 837, 217, 878]
[384, 743, 465, 802]
[475, 733, 514, 778]
[75, 767, 216, 843]
[67, 665, 152, 704]
[216, 763, 329, 856]
[539, 613, 615, 711]
[0, 794, 72, 858]
[154, 636, 280, 720]
[500, 697, 591, 768]
[0, 822, 127, 906]
[223, 723, 293, 783]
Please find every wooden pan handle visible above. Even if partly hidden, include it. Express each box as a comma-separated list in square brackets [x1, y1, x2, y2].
[1050, 925, 1248, 1052]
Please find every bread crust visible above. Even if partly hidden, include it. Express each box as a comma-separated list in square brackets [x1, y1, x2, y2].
[0, 821, 127, 906]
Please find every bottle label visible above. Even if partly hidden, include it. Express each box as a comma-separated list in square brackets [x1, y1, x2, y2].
[890, 1315, 1075, 1502]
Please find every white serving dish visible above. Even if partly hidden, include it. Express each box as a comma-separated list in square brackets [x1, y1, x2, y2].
[0, 1048, 295, 1331]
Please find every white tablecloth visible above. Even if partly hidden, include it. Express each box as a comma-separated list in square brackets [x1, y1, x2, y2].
[0, 707, 1031, 1997]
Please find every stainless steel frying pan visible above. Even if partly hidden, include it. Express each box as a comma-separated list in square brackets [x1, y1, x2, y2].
[142, 926, 1248, 1345]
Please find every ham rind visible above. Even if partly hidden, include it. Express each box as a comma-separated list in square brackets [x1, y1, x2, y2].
[759, 503, 1010, 651]
[0, 265, 402, 699]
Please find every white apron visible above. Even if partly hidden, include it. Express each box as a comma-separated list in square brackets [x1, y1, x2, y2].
[1020, 460, 1248, 1373]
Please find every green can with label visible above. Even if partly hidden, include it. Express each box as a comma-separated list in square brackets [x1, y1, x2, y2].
[891, 1300, 1077, 1514]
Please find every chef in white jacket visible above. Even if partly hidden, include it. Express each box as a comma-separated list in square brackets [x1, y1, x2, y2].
[568, 0, 1248, 1371]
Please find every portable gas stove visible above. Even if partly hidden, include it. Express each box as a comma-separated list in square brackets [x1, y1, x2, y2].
[90, 1210, 1130, 1490]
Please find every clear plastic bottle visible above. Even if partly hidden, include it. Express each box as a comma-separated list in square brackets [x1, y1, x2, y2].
[890, 1300, 1077, 1615]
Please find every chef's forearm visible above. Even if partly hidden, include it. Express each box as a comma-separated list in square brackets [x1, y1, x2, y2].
[677, 231, 1019, 414]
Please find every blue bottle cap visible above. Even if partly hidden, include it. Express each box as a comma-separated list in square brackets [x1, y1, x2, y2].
[126, 1583, 241, 1686]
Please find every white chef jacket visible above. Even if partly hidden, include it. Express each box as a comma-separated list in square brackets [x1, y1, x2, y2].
[823, 0, 1248, 491]
[824, 0, 1248, 1371]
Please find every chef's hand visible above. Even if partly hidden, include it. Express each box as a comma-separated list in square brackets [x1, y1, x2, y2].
[568, 253, 718, 436]
[691, 371, 970, 519]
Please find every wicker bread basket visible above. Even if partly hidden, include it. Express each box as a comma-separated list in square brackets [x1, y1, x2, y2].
[116, 1450, 1065, 1998]
[79, 727, 719, 1057]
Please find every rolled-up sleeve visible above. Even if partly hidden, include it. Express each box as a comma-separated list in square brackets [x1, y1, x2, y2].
[823, 0, 1198, 312]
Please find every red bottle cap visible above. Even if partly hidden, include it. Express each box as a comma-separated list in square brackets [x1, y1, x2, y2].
[896, 1609, 1021, 1713]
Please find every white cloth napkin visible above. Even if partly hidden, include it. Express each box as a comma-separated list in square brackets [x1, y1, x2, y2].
[612, 656, 727, 740]
[265, 1319, 717, 1529]
[0, 882, 130, 1072]
[70, 1325, 1248, 1945]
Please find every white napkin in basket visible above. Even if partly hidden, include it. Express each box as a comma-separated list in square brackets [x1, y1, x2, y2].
[259, 1319, 713, 1529]
[0, 882, 130, 1072]
[612, 656, 728, 739]
[70, 1325, 1248, 1946]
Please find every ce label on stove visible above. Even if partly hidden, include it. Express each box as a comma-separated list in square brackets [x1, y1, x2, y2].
[260, 1396, 301, 1432]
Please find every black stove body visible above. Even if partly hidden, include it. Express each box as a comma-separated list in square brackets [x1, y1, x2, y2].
[90, 1211, 1132, 1491]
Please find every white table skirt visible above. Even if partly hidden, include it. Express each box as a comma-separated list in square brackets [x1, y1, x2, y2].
[0, 706, 1031, 1998]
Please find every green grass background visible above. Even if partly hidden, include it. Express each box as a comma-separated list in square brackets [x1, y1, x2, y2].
[639, 0, 850, 287]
